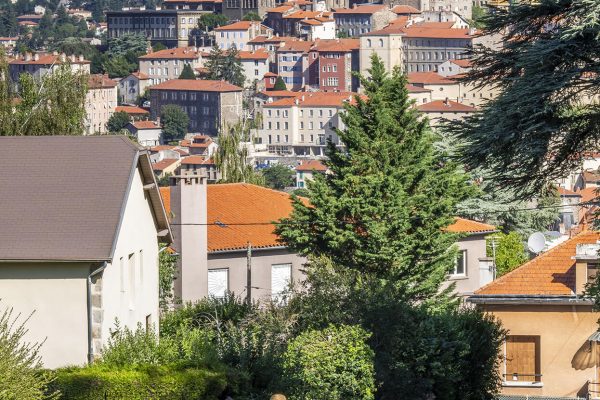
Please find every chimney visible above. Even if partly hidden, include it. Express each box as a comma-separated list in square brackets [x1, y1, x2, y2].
[301, 94, 305, 101]
[25, 53, 31, 61]
[444, 97, 449, 105]
[469, 27, 476, 36]
[33, 53, 39, 61]
[171, 169, 208, 302]
[574, 243, 600, 295]
[79, 54, 84, 62]
[60, 53, 66, 62]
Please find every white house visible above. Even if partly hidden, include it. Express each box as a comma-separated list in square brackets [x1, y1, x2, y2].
[126, 120, 162, 147]
[0, 136, 171, 368]
[214, 21, 274, 51]
[238, 49, 270, 88]
[118, 72, 151, 105]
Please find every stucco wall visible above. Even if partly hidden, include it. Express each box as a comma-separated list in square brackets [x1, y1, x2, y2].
[101, 166, 160, 349]
[0, 262, 89, 368]
[207, 248, 306, 301]
[480, 303, 598, 398]
[444, 234, 488, 296]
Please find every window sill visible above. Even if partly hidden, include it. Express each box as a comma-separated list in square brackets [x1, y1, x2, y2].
[502, 381, 543, 388]
[448, 275, 468, 281]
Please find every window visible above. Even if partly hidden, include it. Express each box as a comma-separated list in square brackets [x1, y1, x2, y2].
[453, 250, 467, 276]
[504, 336, 541, 384]
[271, 263, 292, 302]
[379, 39, 383, 47]
[208, 268, 228, 298]
[367, 39, 371, 47]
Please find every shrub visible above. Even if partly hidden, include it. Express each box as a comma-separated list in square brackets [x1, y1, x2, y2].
[281, 324, 375, 400]
[50, 364, 227, 399]
[0, 306, 59, 399]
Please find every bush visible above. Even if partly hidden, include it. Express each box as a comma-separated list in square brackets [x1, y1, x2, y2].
[50, 364, 227, 399]
[281, 324, 375, 400]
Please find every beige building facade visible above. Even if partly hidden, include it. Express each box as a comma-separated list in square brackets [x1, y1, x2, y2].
[138, 47, 204, 85]
[85, 74, 118, 135]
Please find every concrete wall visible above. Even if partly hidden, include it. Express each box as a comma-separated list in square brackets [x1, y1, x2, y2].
[101, 167, 160, 350]
[0, 262, 90, 368]
[445, 234, 488, 296]
[139, 57, 202, 86]
[359, 33, 403, 77]
[85, 85, 117, 135]
[479, 303, 598, 398]
[208, 248, 306, 301]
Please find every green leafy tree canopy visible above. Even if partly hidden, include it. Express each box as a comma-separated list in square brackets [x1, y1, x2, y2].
[179, 63, 196, 80]
[272, 76, 287, 91]
[107, 111, 131, 133]
[487, 231, 529, 277]
[263, 164, 294, 190]
[160, 104, 189, 142]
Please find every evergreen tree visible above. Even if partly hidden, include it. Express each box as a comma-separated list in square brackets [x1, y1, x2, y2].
[445, 0, 600, 198]
[242, 12, 261, 21]
[214, 121, 265, 185]
[205, 44, 245, 87]
[272, 76, 287, 91]
[160, 105, 189, 142]
[277, 54, 472, 300]
[204, 44, 224, 81]
[178, 63, 196, 80]
[263, 163, 294, 189]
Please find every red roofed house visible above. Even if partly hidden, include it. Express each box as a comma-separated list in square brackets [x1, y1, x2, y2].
[126, 120, 162, 147]
[179, 134, 218, 157]
[468, 231, 600, 398]
[215, 21, 273, 51]
[85, 74, 118, 135]
[417, 99, 476, 126]
[333, 5, 396, 37]
[115, 105, 150, 120]
[138, 47, 204, 85]
[295, 159, 328, 188]
[307, 38, 360, 92]
[297, 16, 336, 41]
[9, 53, 91, 86]
[237, 49, 270, 87]
[160, 176, 306, 303]
[276, 40, 314, 90]
[149, 79, 243, 136]
[152, 158, 181, 178]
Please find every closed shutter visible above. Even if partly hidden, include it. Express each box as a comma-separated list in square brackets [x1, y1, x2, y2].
[271, 264, 292, 300]
[208, 268, 228, 298]
[505, 336, 538, 382]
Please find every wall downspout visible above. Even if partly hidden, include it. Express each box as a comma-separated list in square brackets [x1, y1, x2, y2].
[87, 262, 107, 365]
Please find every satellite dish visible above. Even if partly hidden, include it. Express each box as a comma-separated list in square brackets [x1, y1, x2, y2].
[527, 232, 546, 254]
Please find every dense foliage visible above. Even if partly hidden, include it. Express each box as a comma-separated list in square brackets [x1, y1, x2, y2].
[214, 122, 265, 185]
[282, 324, 375, 400]
[446, 0, 600, 198]
[106, 111, 131, 133]
[160, 104, 189, 142]
[273, 76, 287, 91]
[104, 33, 149, 78]
[204, 44, 245, 87]
[179, 63, 196, 79]
[263, 164, 295, 189]
[159, 250, 179, 311]
[0, 306, 58, 399]
[0, 51, 87, 136]
[487, 232, 529, 277]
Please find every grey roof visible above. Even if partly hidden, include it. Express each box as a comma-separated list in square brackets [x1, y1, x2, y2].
[0, 136, 171, 262]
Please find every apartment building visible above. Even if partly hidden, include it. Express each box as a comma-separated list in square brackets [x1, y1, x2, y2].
[214, 21, 273, 51]
[277, 40, 314, 90]
[307, 38, 360, 92]
[139, 47, 204, 85]
[421, 0, 472, 20]
[417, 99, 476, 126]
[85, 74, 118, 135]
[8, 53, 90, 85]
[333, 5, 396, 37]
[162, 0, 222, 12]
[106, 9, 209, 48]
[238, 49, 270, 87]
[297, 17, 336, 41]
[258, 91, 357, 157]
[149, 79, 243, 135]
[221, 0, 278, 21]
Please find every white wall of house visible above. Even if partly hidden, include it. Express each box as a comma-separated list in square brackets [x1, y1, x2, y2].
[240, 58, 269, 87]
[0, 262, 90, 368]
[136, 128, 162, 147]
[216, 29, 251, 51]
[100, 166, 160, 346]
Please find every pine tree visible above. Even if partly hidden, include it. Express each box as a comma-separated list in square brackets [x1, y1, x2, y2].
[273, 76, 287, 91]
[221, 45, 245, 87]
[276, 55, 471, 300]
[179, 63, 196, 80]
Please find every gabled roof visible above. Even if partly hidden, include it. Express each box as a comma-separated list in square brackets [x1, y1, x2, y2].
[296, 160, 327, 172]
[475, 231, 600, 296]
[130, 120, 161, 130]
[558, 187, 581, 197]
[149, 79, 242, 92]
[408, 72, 455, 85]
[130, 71, 150, 79]
[160, 183, 304, 252]
[152, 158, 179, 171]
[446, 217, 496, 234]
[264, 91, 359, 107]
[0, 136, 171, 261]
[115, 105, 150, 115]
[283, 10, 322, 19]
[277, 40, 314, 52]
[406, 84, 432, 93]
[266, 4, 294, 12]
[311, 38, 359, 52]
[238, 49, 270, 60]
[88, 74, 117, 89]
[448, 58, 472, 68]
[417, 100, 476, 112]
[181, 155, 213, 165]
[9, 53, 90, 65]
[391, 5, 421, 14]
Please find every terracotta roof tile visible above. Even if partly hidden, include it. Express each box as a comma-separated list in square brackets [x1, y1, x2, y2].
[408, 72, 456, 85]
[417, 100, 476, 112]
[115, 105, 149, 115]
[311, 38, 359, 52]
[296, 160, 327, 171]
[277, 40, 314, 52]
[150, 79, 242, 92]
[264, 91, 359, 107]
[391, 5, 421, 14]
[476, 231, 600, 296]
[238, 49, 270, 60]
[139, 47, 202, 60]
[131, 120, 160, 129]
[446, 217, 496, 234]
[214, 21, 261, 31]
[152, 158, 179, 171]
[88, 74, 117, 89]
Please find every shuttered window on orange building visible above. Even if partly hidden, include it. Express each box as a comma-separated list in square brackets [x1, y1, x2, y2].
[505, 336, 540, 382]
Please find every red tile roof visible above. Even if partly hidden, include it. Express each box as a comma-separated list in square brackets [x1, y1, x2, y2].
[131, 120, 161, 130]
[278, 40, 314, 52]
[266, 4, 294, 12]
[446, 217, 496, 234]
[408, 72, 455, 85]
[558, 187, 581, 196]
[406, 84, 432, 93]
[115, 105, 149, 115]
[160, 183, 305, 252]
[150, 145, 175, 152]
[238, 49, 270, 60]
[283, 10, 323, 19]
[312, 38, 359, 52]
[578, 187, 598, 203]
[150, 79, 242, 92]
[449, 59, 472, 68]
[214, 21, 260, 31]
[299, 19, 323, 25]
[260, 90, 302, 98]
[88, 74, 117, 89]
[181, 155, 213, 165]
[583, 170, 600, 182]
[9, 53, 90, 65]
[139, 47, 202, 60]
[417, 100, 476, 112]
[152, 158, 179, 171]
[296, 160, 327, 172]
[476, 231, 600, 296]
[391, 5, 421, 14]
[401, 25, 473, 39]
[333, 4, 386, 14]
[264, 91, 359, 107]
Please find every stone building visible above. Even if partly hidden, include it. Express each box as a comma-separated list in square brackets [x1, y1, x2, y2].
[8, 53, 90, 86]
[333, 5, 396, 37]
[119, 72, 151, 104]
[149, 79, 243, 136]
[138, 47, 205, 85]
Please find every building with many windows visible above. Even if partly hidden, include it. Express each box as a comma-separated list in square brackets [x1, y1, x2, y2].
[333, 4, 396, 37]
[106, 9, 209, 48]
[8, 53, 90, 86]
[149, 79, 243, 135]
[307, 38, 360, 92]
[85, 74, 118, 135]
[276, 40, 314, 90]
[138, 47, 205, 85]
[214, 20, 273, 51]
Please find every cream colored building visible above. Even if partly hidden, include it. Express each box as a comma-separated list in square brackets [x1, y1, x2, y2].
[215, 21, 274, 51]
[139, 47, 204, 86]
[119, 72, 151, 104]
[469, 231, 600, 399]
[85, 74, 118, 135]
[8, 53, 91, 87]
[0, 136, 171, 368]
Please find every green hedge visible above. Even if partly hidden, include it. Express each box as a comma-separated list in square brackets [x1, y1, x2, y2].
[49, 364, 227, 399]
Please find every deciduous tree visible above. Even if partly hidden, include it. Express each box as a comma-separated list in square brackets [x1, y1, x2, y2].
[214, 121, 264, 185]
[160, 105, 189, 142]
[106, 111, 130, 133]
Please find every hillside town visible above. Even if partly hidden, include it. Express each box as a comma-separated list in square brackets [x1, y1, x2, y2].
[1, 0, 600, 399]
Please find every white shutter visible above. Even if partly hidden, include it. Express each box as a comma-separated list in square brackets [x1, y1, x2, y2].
[208, 268, 228, 298]
[271, 264, 292, 301]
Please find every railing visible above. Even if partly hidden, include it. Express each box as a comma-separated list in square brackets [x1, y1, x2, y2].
[502, 373, 542, 383]
[589, 380, 600, 399]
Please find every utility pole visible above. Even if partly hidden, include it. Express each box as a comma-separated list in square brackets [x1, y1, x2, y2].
[246, 241, 252, 304]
